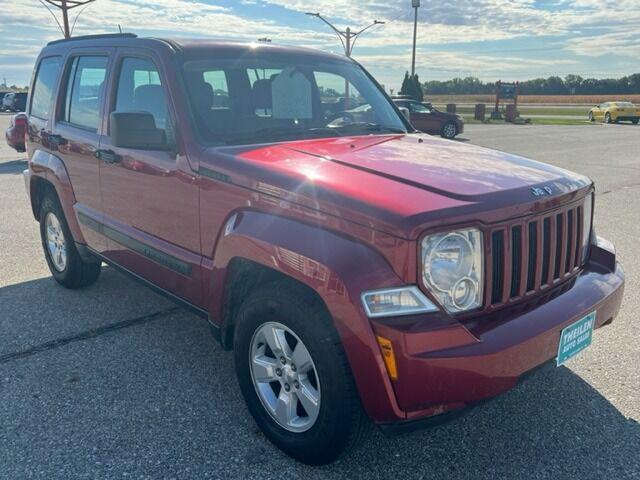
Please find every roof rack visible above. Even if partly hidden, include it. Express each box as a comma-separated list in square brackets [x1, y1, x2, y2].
[47, 33, 137, 46]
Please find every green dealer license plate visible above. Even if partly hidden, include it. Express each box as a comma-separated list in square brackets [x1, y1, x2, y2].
[557, 312, 596, 366]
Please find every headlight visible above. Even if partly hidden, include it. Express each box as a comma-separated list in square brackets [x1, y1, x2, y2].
[422, 228, 483, 313]
[582, 193, 593, 263]
[361, 287, 438, 318]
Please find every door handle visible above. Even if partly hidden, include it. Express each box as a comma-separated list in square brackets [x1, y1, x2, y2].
[95, 149, 119, 164]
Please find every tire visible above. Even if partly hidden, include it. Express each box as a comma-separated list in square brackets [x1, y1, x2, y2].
[441, 121, 457, 139]
[233, 281, 370, 465]
[605, 112, 612, 124]
[39, 194, 101, 289]
[588, 112, 594, 122]
[632, 119, 639, 125]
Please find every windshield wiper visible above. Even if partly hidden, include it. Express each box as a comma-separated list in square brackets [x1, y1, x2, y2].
[330, 122, 406, 135]
[224, 126, 341, 145]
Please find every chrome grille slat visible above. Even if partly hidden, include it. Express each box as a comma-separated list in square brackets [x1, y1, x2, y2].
[487, 204, 584, 309]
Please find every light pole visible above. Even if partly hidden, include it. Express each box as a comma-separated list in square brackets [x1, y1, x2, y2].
[40, 0, 96, 38]
[411, 0, 420, 76]
[306, 13, 384, 109]
[305, 13, 385, 58]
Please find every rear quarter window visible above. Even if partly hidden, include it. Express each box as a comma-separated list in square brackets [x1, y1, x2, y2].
[30, 57, 62, 120]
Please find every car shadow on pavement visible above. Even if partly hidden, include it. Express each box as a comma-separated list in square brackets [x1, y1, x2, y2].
[0, 159, 27, 175]
[0, 268, 638, 479]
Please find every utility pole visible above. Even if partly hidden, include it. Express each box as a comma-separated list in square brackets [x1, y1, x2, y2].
[411, 0, 420, 76]
[306, 13, 384, 109]
[41, 0, 96, 39]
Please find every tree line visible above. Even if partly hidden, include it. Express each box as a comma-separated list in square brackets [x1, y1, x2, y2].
[421, 74, 640, 96]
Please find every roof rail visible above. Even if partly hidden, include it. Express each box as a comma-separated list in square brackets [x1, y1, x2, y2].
[47, 33, 137, 46]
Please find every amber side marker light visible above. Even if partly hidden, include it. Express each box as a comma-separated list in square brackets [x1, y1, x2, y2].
[376, 336, 399, 381]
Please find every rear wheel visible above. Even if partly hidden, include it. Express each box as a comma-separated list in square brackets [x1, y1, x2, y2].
[233, 281, 370, 465]
[633, 119, 639, 125]
[441, 121, 457, 139]
[605, 112, 612, 124]
[39, 194, 101, 289]
[588, 112, 594, 122]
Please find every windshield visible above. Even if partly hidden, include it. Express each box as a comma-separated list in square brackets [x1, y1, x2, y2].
[181, 51, 407, 146]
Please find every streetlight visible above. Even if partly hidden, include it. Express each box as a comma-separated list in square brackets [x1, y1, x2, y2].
[306, 13, 384, 109]
[305, 12, 385, 58]
[39, 0, 96, 39]
[411, 0, 420, 76]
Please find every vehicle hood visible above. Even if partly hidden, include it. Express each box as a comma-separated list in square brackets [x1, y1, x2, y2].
[283, 134, 586, 198]
[204, 134, 592, 238]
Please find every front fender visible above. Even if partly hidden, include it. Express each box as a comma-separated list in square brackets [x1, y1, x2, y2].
[208, 210, 408, 422]
[29, 148, 85, 244]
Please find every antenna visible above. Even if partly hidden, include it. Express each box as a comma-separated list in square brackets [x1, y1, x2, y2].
[40, 0, 97, 39]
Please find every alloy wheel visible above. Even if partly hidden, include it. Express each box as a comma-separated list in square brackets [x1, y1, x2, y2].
[443, 123, 457, 139]
[249, 322, 321, 433]
[45, 212, 67, 272]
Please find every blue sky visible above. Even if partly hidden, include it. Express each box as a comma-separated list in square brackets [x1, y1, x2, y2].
[1, 0, 638, 90]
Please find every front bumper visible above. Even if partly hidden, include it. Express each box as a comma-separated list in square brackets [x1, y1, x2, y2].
[370, 239, 624, 423]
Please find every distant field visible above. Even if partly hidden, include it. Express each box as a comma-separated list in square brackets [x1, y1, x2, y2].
[426, 94, 640, 105]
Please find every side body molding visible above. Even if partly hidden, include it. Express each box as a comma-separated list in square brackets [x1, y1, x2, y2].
[29, 149, 86, 244]
[206, 210, 408, 421]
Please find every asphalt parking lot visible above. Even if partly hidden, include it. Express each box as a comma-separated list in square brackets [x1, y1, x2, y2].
[1, 116, 638, 479]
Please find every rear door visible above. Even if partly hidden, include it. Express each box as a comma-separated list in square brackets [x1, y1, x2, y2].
[53, 50, 114, 251]
[98, 48, 202, 306]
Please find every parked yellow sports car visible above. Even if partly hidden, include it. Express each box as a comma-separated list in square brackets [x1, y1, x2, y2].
[589, 102, 640, 124]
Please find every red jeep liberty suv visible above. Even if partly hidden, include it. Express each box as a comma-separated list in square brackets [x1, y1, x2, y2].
[21, 34, 624, 465]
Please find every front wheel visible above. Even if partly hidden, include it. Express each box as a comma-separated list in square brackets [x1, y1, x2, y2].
[441, 121, 457, 139]
[233, 281, 370, 465]
[39, 194, 101, 289]
[632, 119, 639, 125]
[605, 112, 612, 124]
[588, 112, 594, 122]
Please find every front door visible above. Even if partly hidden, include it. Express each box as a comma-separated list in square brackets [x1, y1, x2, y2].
[409, 102, 441, 134]
[98, 50, 202, 307]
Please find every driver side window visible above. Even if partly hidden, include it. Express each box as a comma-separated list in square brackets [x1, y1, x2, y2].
[114, 57, 168, 131]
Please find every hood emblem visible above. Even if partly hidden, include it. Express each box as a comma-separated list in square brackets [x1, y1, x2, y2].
[531, 186, 554, 197]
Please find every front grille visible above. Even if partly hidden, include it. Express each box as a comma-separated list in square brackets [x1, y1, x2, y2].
[485, 203, 584, 308]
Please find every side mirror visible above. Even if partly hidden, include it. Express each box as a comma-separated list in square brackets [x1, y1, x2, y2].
[398, 106, 411, 121]
[110, 111, 167, 150]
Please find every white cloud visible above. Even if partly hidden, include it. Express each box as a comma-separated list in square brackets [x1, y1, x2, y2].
[0, 0, 638, 86]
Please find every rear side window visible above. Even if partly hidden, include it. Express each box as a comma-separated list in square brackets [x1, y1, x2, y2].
[114, 57, 168, 130]
[30, 57, 62, 120]
[63, 56, 108, 130]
